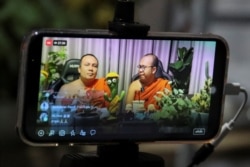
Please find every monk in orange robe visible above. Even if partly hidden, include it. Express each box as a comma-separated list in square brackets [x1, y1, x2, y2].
[133, 78, 171, 110]
[126, 53, 171, 111]
[56, 54, 110, 108]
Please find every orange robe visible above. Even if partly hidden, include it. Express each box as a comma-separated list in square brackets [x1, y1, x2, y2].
[134, 78, 171, 110]
[84, 77, 110, 108]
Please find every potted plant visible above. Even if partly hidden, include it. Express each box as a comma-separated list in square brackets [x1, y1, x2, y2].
[151, 86, 197, 126]
[150, 61, 212, 127]
[169, 47, 194, 94]
[190, 61, 211, 126]
[43, 46, 67, 87]
[191, 61, 211, 113]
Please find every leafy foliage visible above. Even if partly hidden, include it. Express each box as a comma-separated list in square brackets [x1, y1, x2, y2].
[45, 47, 67, 84]
[150, 86, 196, 125]
[151, 60, 212, 125]
[169, 47, 194, 93]
[191, 78, 211, 113]
[191, 61, 212, 113]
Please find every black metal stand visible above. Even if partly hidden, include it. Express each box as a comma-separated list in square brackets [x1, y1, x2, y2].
[59, 143, 164, 167]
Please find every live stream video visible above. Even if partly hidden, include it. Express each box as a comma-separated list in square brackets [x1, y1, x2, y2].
[37, 37, 215, 139]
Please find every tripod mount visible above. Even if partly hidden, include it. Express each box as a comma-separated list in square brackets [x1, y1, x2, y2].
[108, 0, 150, 36]
[60, 143, 164, 167]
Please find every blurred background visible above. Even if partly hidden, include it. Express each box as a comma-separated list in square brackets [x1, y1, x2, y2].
[1, 0, 250, 167]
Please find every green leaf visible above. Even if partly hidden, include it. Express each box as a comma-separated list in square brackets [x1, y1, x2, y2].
[173, 88, 178, 95]
[177, 98, 186, 106]
[169, 60, 183, 70]
[178, 47, 186, 60]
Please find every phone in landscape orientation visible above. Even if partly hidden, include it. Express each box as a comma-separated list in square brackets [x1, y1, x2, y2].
[16, 29, 229, 146]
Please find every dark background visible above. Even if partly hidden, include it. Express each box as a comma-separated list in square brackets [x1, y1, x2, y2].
[1, 0, 250, 167]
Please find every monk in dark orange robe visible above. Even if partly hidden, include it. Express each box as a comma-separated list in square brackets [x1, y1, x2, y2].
[133, 78, 171, 110]
[126, 53, 171, 111]
[56, 54, 110, 108]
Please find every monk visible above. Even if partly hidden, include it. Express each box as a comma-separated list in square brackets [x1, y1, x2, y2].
[126, 53, 171, 111]
[56, 54, 110, 108]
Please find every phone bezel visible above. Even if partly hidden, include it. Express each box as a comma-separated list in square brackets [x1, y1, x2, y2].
[16, 29, 229, 146]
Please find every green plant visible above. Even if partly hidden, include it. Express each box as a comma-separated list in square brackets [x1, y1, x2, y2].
[151, 86, 196, 125]
[44, 46, 67, 85]
[169, 47, 194, 93]
[191, 61, 212, 113]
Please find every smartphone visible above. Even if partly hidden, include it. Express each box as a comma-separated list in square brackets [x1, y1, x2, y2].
[16, 29, 229, 146]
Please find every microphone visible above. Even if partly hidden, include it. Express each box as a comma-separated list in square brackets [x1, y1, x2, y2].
[140, 87, 144, 92]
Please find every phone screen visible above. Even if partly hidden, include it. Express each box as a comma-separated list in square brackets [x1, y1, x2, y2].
[17, 30, 229, 145]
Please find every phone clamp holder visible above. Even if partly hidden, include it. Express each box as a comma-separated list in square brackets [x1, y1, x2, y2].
[60, 142, 164, 167]
[108, 0, 150, 37]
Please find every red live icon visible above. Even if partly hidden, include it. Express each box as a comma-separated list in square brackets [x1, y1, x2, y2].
[45, 39, 53, 46]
